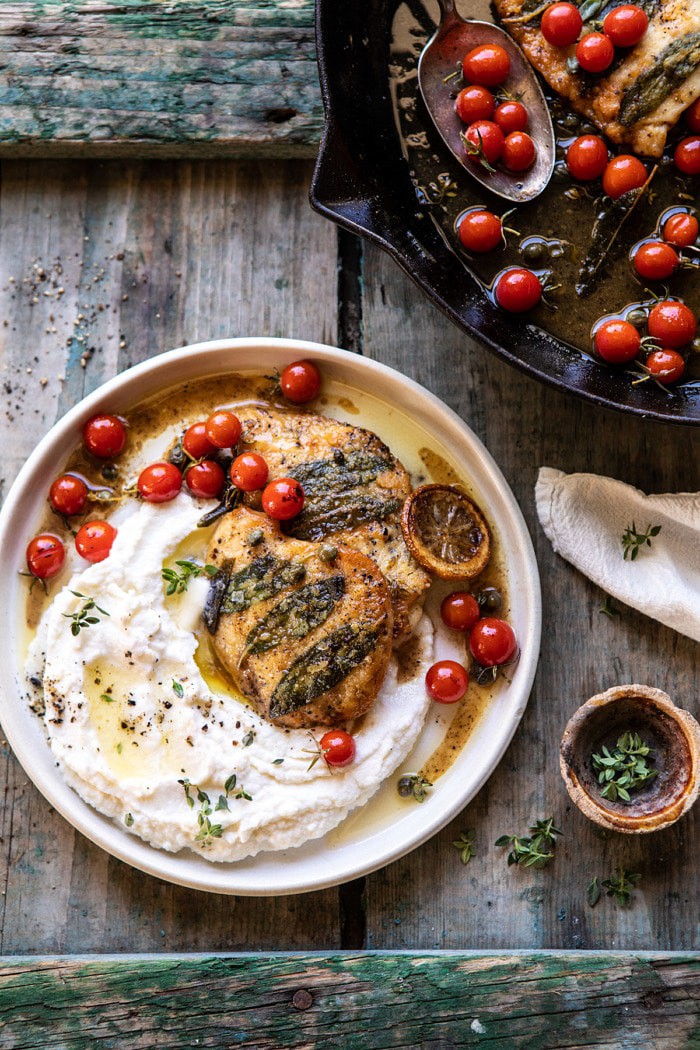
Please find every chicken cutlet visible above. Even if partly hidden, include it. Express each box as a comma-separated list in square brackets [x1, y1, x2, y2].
[234, 404, 431, 642]
[204, 507, 394, 728]
[495, 0, 700, 156]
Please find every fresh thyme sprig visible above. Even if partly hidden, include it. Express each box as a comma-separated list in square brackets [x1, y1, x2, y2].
[63, 591, 110, 636]
[397, 773, 433, 803]
[621, 522, 661, 561]
[179, 774, 252, 846]
[496, 816, 562, 868]
[592, 732, 657, 802]
[162, 559, 218, 595]
[601, 866, 641, 907]
[600, 595, 620, 619]
[452, 830, 476, 865]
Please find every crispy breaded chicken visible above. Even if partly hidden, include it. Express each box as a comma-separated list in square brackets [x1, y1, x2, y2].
[235, 404, 431, 642]
[204, 507, 394, 728]
[495, 0, 700, 156]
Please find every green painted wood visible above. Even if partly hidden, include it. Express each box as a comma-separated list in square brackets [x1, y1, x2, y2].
[0, 1, 322, 158]
[0, 952, 699, 1048]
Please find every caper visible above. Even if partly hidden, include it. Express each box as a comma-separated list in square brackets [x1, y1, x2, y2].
[522, 242, 545, 262]
[626, 308, 648, 328]
[397, 775, 415, 798]
[246, 527, 264, 547]
[318, 543, 338, 563]
[562, 112, 580, 131]
[101, 463, 119, 480]
[476, 586, 502, 611]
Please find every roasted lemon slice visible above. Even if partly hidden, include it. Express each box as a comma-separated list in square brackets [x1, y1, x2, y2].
[401, 484, 491, 580]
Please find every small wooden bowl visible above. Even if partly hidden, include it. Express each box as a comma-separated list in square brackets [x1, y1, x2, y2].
[560, 684, 700, 834]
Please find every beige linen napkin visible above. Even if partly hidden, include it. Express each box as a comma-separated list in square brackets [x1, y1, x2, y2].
[535, 467, 700, 643]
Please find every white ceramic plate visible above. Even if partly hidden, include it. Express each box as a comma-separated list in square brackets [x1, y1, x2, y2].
[0, 337, 541, 895]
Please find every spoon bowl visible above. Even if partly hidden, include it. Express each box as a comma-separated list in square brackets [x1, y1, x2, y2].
[418, 0, 555, 203]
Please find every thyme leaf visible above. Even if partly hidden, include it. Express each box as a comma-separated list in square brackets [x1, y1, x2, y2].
[397, 773, 432, 803]
[587, 876, 601, 907]
[162, 559, 217, 596]
[496, 816, 562, 868]
[602, 866, 641, 906]
[621, 522, 661, 561]
[452, 830, 476, 865]
[592, 732, 657, 802]
[63, 591, 110, 636]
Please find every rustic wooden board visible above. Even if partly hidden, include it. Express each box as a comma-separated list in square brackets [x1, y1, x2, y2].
[0, 1, 321, 158]
[1, 952, 700, 1048]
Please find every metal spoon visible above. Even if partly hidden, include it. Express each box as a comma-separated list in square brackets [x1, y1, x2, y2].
[418, 0, 555, 203]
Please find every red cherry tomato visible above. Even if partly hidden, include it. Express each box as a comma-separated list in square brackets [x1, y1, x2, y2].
[632, 241, 680, 281]
[440, 592, 481, 632]
[602, 4, 648, 47]
[464, 120, 505, 165]
[645, 349, 686, 384]
[425, 660, 469, 703]
[502, 131, 536, 172]
[593, 319, 641, 364]
[458, 210, 503, 253]
[686, 99, 700, 134]
[49, 474, 88, 517]
[83, 414, 127, 459]
[674, 137, 700, 176]
[461, 44, 511, 87]
[26, 533, 65, 579]
[602, 155, 647, 199]
[231, 451, 269, 492]
[183, 421, 217, 460]
[469, 618, 517, 667]
[663, 213, 699, 248]
[494, 268, 542, 312]
[261, 478, 305, 520]
[494, 100, 529, 135]
[455, 85, 495, 124]
[541, 3, 583, 47]
[319, 730, 356, 768]
[75, 520, 117, 563]
[576, 32, 614, 73]
[205, 410, 242, 449]
[647, 301, 697, 348]
[186, 460, 225, 499]
[279, 360, 321, 404]
[566, 135, 608, 181]
[137, 462, 183, 503]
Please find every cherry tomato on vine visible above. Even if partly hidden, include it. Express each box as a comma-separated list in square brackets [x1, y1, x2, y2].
[26, 534, 65, 579]
[186, 460, 225, 499]
[83, 414, 127, 459]
[602, 155, 647, 199]
[205, 410, 242, 449]
[461, 44, 510, 87]
[631, 241, 679, 282]
[49, 474, 88, 517]
[494, 100, 528, 135]
[137, 462, 183, 503]
[674, 137, 700, 176]
[75, 520, 117, 563]
[645, 349, 686, 384]
[320, 730, 356, 768]
[647, 301, 697, 348]
[469, 618, 517, 667]
[502, 131, 536, 172]
[593, 319, 640, 364]
[279, 360, 321, 404]
[183, 421, 217, 460]
[455, 85, 495, 124]
[458, 210, 503, 253]
[575, 32, 614, 74]
[463, 120, 504, 166]
[440, 592, 481, 632]
[663, 213, 699, 248]
[566, 135, 608, 181]
[261, 478, 305, 520]
[230, 452, 269, 492]
[425, 660, 469, 703]
[541, 3, 582, 47]
[602, 4, 648, 47]
[686, 99, 700, 134]
[494, 268, 542, 312]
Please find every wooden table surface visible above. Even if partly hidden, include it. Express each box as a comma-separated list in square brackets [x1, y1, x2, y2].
[0, 3, 699, 1047]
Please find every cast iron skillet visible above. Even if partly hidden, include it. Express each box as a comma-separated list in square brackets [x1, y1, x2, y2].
[309, 0, 700, 426]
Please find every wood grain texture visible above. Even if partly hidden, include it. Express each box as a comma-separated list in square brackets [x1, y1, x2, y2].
[0, 158, 341, 952]
[1, 952, 700, 1048]
[361, 240, 700, 953]
[0, 1, 321, 158]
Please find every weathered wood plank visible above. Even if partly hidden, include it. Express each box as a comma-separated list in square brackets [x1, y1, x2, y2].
[361, 240, 700, 952]
[0, 1, 321, 158]
[1, 952, 699, 1048]
[0, 158, 341, 952]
